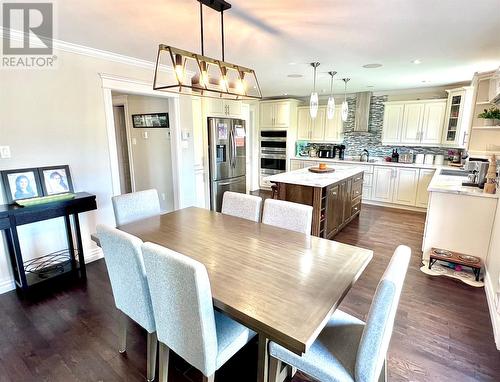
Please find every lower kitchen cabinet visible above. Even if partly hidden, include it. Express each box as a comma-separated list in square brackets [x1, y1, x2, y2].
[325, 184, 342, 238]
[416, 169, 435, 208]
[372, 167, 395, 203]
[393, 168, 419, 205]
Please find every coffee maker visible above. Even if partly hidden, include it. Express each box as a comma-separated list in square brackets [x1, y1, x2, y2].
[334, 144, 346, 160]
[463, 159, 490, 188]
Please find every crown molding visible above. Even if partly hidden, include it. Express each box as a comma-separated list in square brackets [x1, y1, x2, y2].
[1, 27, 156, 70]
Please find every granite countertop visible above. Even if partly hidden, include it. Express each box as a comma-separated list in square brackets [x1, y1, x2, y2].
[428, 169, 499, 199]
[264, 166, 364, 188]
[293, 156, 456, 170]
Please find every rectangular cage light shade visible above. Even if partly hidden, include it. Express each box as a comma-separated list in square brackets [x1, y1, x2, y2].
[153, 45, 262, 100]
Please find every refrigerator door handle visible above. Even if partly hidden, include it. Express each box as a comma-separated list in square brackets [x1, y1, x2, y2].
[230, 125, 236, 168]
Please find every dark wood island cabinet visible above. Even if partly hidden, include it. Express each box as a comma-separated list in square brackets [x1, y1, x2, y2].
[266, 167, 364, 238]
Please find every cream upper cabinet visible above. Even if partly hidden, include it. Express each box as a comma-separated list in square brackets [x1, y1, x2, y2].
[401, 103, 425, 144]
[260, 101, 297, 128]
[204, 99, 242, 117]
[372, 167, 395, 203]
[297, 107, 311, 140]
[383, 100, 446, 146]
[310, 108, 326, 140]
[392, 168, 419, 205]
[324, 105, 343, 142]
[421, 102, 446, 144]
[260, 102, 275, 127]
[441, 87, 473, 148]
[382, 103, 404, 144]
[274, 102, 291, 127]
[416, 169, 435, 208]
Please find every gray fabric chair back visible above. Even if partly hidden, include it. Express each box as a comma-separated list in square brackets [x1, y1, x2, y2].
[262, 199, 313, 234]
[355, 245, 411, 382]
[221, 191, 262, 222]
[141, 242, 218, 377]
[96, 224, 155, 333]
[112, 189, 160, 226]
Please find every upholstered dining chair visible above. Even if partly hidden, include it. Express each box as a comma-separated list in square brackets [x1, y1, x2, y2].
[141, 242, 257, 382]
[96, 225, 157, 382]
[262, 199, 313, 235]
[112, 189, 161, 226]
[221, 191, 263, 222]
[267, 245, 412, 382]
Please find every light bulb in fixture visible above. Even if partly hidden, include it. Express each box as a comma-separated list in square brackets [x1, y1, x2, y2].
[219, 67, 228, 91]
[310, 92, 319, 118]
[235, 71, 246, 94]
[174, 54, 185, 83]
[199, 61, 209, 87]
[341, 78, 350, 122]
[309, 62, 320, 119]
[327, 71, 337, 120]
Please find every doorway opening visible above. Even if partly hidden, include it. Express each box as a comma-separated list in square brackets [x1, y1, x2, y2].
[111, 92, 175, 213]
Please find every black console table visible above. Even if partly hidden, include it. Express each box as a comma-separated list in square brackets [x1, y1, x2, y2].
[0, 192, 97, 292]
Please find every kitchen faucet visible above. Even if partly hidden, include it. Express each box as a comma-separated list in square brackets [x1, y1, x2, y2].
[360, 149, 369, 162]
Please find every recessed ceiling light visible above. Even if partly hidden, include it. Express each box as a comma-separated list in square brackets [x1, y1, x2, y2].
[282, 93, 288, 96]
[362, 63, 383, 69]
[412, 59, 422, 64]
[288, 62, 297, 65]
[367, 85, 374, 88]
[421, 80, 428, 83]
[287, 74, 303, 78]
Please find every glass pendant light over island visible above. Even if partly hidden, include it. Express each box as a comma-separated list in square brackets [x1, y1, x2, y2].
[309, 62, 320, 119]
[153, 0, 262, 99]
[341, 78, 350, 122]
[327, 71, 337, 120]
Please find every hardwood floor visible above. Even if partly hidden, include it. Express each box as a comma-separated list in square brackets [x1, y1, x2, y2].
[0, 203, 499, 381]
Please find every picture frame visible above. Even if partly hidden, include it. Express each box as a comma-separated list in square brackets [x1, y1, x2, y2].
[39, 165, 74, 196]
[132, 113, 169, 128]
[1, 168, 43, 204]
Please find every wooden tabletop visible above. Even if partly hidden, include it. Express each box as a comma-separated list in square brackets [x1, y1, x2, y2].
[120, 207, 372, 354]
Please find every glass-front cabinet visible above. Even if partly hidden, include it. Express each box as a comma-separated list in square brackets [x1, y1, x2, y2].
[441, 87, 473, 148]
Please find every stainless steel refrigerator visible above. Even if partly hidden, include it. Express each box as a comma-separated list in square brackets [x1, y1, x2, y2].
[208, 117, 246, 212]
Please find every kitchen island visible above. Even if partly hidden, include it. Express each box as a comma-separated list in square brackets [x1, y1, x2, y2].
[265, 166, 364, 238]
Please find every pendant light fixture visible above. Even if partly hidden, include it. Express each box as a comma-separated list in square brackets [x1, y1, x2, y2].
[309, 62, 320, 119]
[153, 0, 262, 99]
[341, 78, 350, 122]
[326, 71, 337, 120]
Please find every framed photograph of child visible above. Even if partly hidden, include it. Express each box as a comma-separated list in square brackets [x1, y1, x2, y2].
[39, 165, 74, 196]
[1, 168, 43, 204]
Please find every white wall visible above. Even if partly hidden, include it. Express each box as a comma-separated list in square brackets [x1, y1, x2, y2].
[486, 202, 500, 349]
[0, 45, 196, 293]
[119, 94, 174, 212]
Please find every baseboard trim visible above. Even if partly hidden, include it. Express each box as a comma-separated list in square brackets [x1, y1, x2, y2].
[0, 246, 104, 295]
[362, 200, 427, 213]
[485, 271, 500, 350]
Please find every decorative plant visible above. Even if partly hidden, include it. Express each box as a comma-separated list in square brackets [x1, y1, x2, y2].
[478, 107, 500, 119]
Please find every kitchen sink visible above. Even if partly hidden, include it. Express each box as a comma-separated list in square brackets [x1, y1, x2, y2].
[440, 169, 468, 177]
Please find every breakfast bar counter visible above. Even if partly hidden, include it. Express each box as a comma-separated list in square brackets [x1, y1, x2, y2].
[265, 166, 364, 239]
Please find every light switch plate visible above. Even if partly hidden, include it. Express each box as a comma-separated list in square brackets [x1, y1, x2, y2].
[0, 146, 11, 159]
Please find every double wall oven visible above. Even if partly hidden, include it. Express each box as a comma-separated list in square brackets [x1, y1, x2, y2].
[260, 130, 287, 188]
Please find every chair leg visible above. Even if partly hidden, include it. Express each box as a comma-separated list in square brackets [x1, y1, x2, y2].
[378, 357, 387, 382]
[268, 356, 281, 382]
[202, 375, 214, 382]
[119, 312, 127, 353]
[147, 332, 158, 382]
[159, 342, 170, 382]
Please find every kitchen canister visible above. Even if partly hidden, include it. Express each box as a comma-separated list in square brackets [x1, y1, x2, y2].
[434, 155, 444, 165]
[424, 154, 435, 165]
[415, 154, 425, 164]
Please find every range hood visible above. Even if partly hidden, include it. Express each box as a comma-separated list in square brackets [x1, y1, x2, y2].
[354, 92, 372, 132]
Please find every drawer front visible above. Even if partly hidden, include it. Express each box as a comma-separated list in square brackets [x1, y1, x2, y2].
[351, 180, 363, 199]
[359, 164, 374, 174]
[351, 197, 362, 215]
[363, 173, 373, 186]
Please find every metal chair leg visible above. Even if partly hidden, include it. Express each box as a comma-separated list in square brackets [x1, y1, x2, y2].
[159, 342, 170, 382]
[147, 332, 158, 382]
[119, 312, 127, 353]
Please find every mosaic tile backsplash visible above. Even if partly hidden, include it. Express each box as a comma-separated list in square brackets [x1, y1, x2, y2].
[315, 95, 451, 158]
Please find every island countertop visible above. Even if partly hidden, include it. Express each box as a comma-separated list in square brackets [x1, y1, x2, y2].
[264, 166, 364, 188]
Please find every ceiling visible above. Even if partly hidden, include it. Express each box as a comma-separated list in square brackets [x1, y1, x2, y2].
[47, 1, 500, 96]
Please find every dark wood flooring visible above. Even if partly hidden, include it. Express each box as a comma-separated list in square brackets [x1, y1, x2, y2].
[0, 203, 499, 381]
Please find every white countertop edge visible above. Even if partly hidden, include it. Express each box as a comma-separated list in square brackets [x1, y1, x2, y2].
[292, 156, 454, 170]
[264, 166, 365, 188]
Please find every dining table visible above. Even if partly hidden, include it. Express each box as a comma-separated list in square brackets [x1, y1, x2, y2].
[118, 206, 373, 382]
